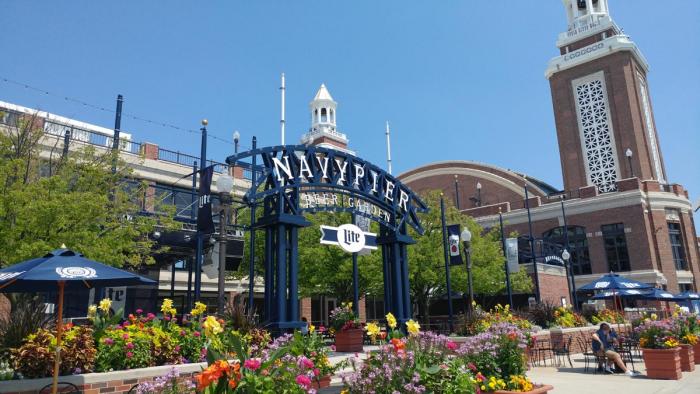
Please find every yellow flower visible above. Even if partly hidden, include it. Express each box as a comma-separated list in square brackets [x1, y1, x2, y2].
[99, 298, 112, 313]
[161, 298, 176, 316]
[650, 313, 658, 321]
[202, 315, 223, 336]
[386, 313, 397, 330]
[406, 319, 420, 335]
[309, 324, 315, 334]
[87, 305, 97, 318]
[191, 301, 207, 316]
[366, 322, 381, 337]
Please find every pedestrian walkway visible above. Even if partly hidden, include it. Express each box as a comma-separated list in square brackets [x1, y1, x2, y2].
[319, 351, 700, 393]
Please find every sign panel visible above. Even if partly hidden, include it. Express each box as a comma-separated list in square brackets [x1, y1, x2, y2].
[105, 286, 127, 317]
[447, 224, 463, 266]
[505, 237, 520, 273]
[320, 224, 377, 253]
[197, 165, 215, 234]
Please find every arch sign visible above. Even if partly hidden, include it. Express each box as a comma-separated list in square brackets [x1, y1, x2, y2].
[227, 144, 427, 334]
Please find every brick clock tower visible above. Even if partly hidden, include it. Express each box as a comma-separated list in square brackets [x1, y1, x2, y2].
[547, 0, 666, 194]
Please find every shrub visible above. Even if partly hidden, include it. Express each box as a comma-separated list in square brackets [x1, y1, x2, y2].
[11, 325, 96, 378]
[635, 319, 679, 349]
[458, 303, 532, 336]
[553, 306, 587, 328]
[589, 309, 626, 325]
[0, 294, 52, 359]
[456, 322, 528, 380]
[329, 302, 361, 332]
[527, 301, 558, 328]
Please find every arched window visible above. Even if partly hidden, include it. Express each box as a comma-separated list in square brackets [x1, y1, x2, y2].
[314, 109, 318, 124]
[321, 108, 328, 123]
[542, 226, 591, 275]
[330, 109, 334, 124]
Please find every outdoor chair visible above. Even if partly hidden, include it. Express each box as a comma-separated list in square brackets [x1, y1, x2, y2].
[39, 382, 81, 394]
[577, 337, 606, 373]
[552, 336, 573, 368]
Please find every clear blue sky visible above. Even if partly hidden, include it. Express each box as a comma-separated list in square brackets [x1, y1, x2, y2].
[2, 1, 699, 209]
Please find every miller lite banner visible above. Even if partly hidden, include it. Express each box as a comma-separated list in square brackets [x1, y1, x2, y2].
[447, 224, 463, 266]
[197, 165, 215, 234]
[320, 224, 377, 253]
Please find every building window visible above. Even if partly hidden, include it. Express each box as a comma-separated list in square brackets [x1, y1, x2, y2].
[602, 223, 630, 272]
[668, 222, 687, 270]
[637, 74, 665, 182]
[572, 71, 620, 193]
[542, 226, 592, 275]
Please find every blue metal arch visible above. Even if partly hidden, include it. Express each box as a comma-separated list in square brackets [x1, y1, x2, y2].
[225, 145, 427, 234]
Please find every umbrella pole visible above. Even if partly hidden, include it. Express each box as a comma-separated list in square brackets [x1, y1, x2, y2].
[52, 281, 65, 394]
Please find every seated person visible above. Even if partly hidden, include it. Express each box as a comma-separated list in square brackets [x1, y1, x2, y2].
[592, 322, 636, 376]
[300, 316, 309, 335]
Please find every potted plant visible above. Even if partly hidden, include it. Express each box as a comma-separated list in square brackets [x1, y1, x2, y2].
[329, 302, 363, 352]
[674, 314, 697, 371]
[636, 319, 682, 380]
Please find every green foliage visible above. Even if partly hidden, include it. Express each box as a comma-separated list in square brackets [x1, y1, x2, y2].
[0, 293, 52, 359]
[11, 325, 96, 378]
[0, 111, 177, 269]
[95, 327, 153, 371]
[526, 301, 558, 328]
[407, 191, 533, 319]
[0, 360, 14, 381]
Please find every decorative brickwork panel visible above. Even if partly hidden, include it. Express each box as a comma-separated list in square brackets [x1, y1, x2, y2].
[572, 71, 620, 193]
[637, 74, 665, 183]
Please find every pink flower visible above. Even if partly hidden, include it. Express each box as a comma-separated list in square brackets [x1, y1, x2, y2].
[446, 341, 458, 351]
[125, 342, 134, 349]
[147, 313, 155, 320]
[174, 345, 181, 353]
[313, 368, 320, 376]
[104, 338, 114, 345]
[180, 330, 186, 336]
[126, 351, 134, 358]
[193, 331, 201, 337]
[122, 321, 130, 327]
[135, 308, 143, 314]
[299, 356, 314, 369]
[468, 362, 477, 372]
[296, 375, 311, 388]
[330, 345, 336, 352]
[122, 333, 129, 340]
[164, 316, 171, 321]
[244, 358, 261, 371]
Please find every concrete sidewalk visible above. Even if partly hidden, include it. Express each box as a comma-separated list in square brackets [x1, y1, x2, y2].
[319, 352, 700, 393]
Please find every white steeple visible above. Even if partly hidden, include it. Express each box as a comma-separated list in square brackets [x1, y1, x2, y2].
[301, 84, 353, 154]
[559, 0, 614, 44]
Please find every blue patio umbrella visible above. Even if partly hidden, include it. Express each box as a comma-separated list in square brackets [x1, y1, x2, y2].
[676, 291, 700, 301]
[577, 273, 653, 292]
[637, 288, 686, 302]
[591, 288, 651, 300]
[0, 248, 156, 394]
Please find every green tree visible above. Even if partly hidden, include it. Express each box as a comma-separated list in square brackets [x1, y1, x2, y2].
[407, 191, 532, 322]
[0, 110, 176, 269]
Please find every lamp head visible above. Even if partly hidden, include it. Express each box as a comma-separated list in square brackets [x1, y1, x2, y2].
[201, 119, 208, 126]
[625, 148, 633, 158]
[476, 181, 482, 190]
[217, 174, 235, 193]
[233, 130, 240, 143]
[460, 228, 472, 243]
[562, 248, 571, 261]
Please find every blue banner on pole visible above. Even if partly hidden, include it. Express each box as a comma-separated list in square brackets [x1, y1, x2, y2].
[197, 165, 215, 234]
[447, 224, 463, 266]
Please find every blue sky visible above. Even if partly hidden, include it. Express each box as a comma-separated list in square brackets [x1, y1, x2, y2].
[2, 1, 699, 209]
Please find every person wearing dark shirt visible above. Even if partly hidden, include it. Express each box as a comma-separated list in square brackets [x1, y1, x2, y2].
[592, 322, 636, 376]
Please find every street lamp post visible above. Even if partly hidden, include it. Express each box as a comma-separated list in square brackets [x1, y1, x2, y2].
[461, 228, 473, 312]
[439, 194, 455, 332]
[217, 173, 234, 315]
[454, 175, 460, 210]
[476, 181, 482, 207]
[194, 119, 208, 303]
[233, 131, 240, 154]
[562, 248, 572, 307]
[625, 148, 634, 177]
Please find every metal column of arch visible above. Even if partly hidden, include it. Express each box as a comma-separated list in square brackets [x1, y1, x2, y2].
[377, 223, 414, 329]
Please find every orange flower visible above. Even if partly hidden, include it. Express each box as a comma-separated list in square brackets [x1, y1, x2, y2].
[390, 338, 405, 352]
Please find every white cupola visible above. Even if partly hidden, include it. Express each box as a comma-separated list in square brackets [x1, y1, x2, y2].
[301, 84, 353, 154]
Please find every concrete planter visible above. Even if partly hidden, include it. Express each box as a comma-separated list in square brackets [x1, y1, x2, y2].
[334, 328, 364, 352]
[679, 344, 695, 372]
[642, 347, 682, 380]
[493, 384, 554, 394]
[0, 362, 205, 394]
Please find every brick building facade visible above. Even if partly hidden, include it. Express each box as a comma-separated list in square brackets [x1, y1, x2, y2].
[400, 0, 699, 304]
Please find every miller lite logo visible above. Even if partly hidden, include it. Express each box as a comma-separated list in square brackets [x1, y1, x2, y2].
[448, 234, 460, 257]
[337, 224, 366, 253]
